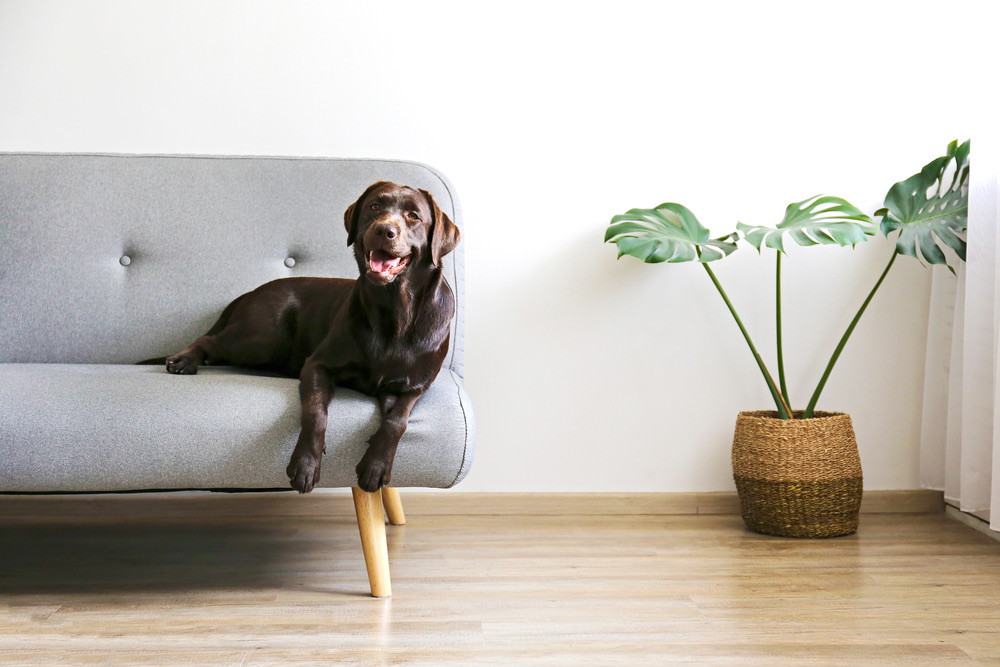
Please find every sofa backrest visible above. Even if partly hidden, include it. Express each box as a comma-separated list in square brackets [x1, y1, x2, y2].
[0, 154, 466, 377]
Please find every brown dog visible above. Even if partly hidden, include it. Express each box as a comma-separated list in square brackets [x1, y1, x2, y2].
[164, 182, 460, 493]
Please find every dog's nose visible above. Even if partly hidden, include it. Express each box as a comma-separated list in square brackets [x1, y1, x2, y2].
[374, 223, 398, 241]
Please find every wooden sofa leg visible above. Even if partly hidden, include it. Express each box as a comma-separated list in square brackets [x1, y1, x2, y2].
[382, 487, 406, 526]
[352, 487, 391, 598]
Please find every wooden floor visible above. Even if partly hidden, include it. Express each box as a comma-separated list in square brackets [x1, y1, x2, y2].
[2, 494, 999, 666]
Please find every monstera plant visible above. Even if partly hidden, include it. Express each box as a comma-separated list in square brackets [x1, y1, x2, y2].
[606, 140, 969, 538]
[605, 140, 970, 420]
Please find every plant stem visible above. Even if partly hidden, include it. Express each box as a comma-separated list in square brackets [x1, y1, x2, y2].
[702, 262, 792, 419]
[804, 250, 899, 418]
[776, 252, 791, 409]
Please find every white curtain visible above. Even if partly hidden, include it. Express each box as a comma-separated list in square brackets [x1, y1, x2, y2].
[921, 139, 1000, 530]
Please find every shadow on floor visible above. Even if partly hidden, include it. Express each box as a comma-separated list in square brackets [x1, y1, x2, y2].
[0, 519, 365, 596]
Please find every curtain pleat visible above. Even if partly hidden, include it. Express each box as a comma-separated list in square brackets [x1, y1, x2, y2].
[921, 143, 999, 530]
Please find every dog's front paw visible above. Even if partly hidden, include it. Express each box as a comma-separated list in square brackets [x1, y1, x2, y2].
[287, 451, 322, 494]
[166, 353, 199, 375]
[356, 451, 392, 493]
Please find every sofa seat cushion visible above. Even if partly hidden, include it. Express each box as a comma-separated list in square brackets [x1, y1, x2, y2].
[0, 364, 474, 492]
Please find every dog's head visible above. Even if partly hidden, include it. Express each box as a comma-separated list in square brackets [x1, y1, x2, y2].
[344, 181, 460, 286]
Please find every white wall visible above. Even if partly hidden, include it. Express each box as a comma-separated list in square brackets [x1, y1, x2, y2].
[1, 0, 993, 492]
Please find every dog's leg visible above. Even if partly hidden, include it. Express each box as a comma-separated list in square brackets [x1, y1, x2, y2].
[166, 325, 283, 375]
[356, 390, 423, 492]
[287, 361, 334, 493]
[165, 336, 216, 375]
[165, 296, 246, 375]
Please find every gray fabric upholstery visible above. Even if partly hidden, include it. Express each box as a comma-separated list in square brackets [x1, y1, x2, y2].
[0, 365, 474, 492]
[0, 154, 474, 492]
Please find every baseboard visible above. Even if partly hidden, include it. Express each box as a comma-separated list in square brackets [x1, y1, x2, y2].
[404, 490, 945, 516]
[0, 489, 944, 523]
[945, 504, 1000, 543]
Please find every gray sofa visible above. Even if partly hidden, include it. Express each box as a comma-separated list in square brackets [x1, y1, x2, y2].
[0, 153, 476, 596]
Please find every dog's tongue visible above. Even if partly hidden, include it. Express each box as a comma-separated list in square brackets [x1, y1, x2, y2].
[370, 250, 400, 273]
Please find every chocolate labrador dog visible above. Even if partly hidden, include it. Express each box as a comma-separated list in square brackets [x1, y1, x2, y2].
[162, 181, 460, 493]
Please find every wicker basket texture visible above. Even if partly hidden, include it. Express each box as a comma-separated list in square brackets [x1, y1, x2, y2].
[732, 410, 863, 538]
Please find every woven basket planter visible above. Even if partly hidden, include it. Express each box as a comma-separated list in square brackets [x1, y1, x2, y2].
[732, 410, 863, 538]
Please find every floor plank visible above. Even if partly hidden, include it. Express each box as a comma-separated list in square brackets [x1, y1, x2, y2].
[1, 497, 997, 665]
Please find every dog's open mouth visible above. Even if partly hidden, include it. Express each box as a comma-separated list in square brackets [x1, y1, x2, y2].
[366, 249, 411, 282]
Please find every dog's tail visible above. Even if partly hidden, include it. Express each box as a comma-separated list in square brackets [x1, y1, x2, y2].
[137, 356, 167, 365]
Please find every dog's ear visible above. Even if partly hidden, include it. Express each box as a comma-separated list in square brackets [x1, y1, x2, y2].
[421, 189, 460, 267]
[344, 181, 390, 247]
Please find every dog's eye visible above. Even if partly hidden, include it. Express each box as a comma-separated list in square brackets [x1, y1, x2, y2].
[406, 211, 420, 221]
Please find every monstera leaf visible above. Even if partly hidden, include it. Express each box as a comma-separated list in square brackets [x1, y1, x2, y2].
[605, 203, 738, 263]
[877, 139, 969, 270]
[737, 195, 875, 253]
